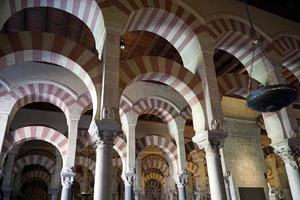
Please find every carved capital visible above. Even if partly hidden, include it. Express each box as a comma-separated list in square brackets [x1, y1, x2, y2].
[123, 171, 136, 186]
[272, 141, 298, 169]
[89, 120, 120, 146]
[192, 130, 227, 151]
[61, 168, 75, 188]
[175, 170, 188, 187]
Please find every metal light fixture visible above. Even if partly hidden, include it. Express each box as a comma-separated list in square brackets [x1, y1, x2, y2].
[120, 39, 126, 50]
[243, 0, 297, 112]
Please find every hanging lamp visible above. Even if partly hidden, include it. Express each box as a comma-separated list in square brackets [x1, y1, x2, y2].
[243, 0, 297, 112]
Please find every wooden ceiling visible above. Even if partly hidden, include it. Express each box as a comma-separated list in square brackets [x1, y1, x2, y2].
[120, 31, 183, 64]
[2, 7, 97, 54]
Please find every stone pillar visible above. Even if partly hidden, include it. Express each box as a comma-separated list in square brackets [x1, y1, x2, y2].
[169, 117, 187, 173]
[93, 135, 113, 200]
[65, 118, 79, 168]
[124, 172, 135, 200]
[197, 36, 223, 129]
[197, 33, 228, 200]
[49, 150, 62, 200]
[272, 140, 300, 199]
[193, 132, 227, 200]
[60, 168, 75, 200]
[175, 171, 188, 200]
[123, 116, 137, 200]
[2, 150, 18, 200]
[90, 123, 119, 200]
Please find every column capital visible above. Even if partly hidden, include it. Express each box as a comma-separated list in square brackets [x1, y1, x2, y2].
[61, 168, 75, 188]
[89, 119, 121, 144]
[192, 130, 227, 150]
[123, 171, 136, 186]
[272, 140, 298, 169]
[174, 170, 188, 188]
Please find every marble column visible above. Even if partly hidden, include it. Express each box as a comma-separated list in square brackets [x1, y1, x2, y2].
[124, 172, 135, 200]
[175, 171, 188, 200]
[272, 140, 300, 199]
[93, 131, 115, 200]
[60, 168, 75, 200]
[193, 132, 227, 200]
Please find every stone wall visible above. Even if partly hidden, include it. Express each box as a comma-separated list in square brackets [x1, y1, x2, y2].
[222, 118, 268, 200]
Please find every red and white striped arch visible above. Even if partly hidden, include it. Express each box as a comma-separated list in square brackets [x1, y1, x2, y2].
[273, 35, 300, 79]
[132, 97, 180, 123]
[120, 56, 205, 132]
[0, 82, 92, 121]
[1, 126, 68, 167]
[120, 97, 180, 123]
[1, 82, 73, 119]
[0, 0, 106, 56]
[77, 129, 95, 152]
[13, 154, 55, 174]
[75, 156, 95, 175]
[180, 106, 192, 120]
[143, 172, 165, 183]
[21, 170, 51, 185]
[0, 32, 101, 119]
[142, 155, 169, 177]
[123, 8, 202, 73]
[136, 135, 178, 174]
[206, 17, 273, 84]
[217, 73, 259, 98]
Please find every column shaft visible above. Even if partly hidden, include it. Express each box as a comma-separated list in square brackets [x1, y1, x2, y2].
[94, 139, 114, 200]
[284, 161, 300, 199]
[205, 146, 227, 200]
[60, 169, 75, 200]
[61, 187, 71, 200]
[125, 184, 133, 200]
[177, 185, 186, 200]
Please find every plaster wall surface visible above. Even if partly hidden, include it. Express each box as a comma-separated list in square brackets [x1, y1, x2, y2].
[223, 118, 268, 200]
